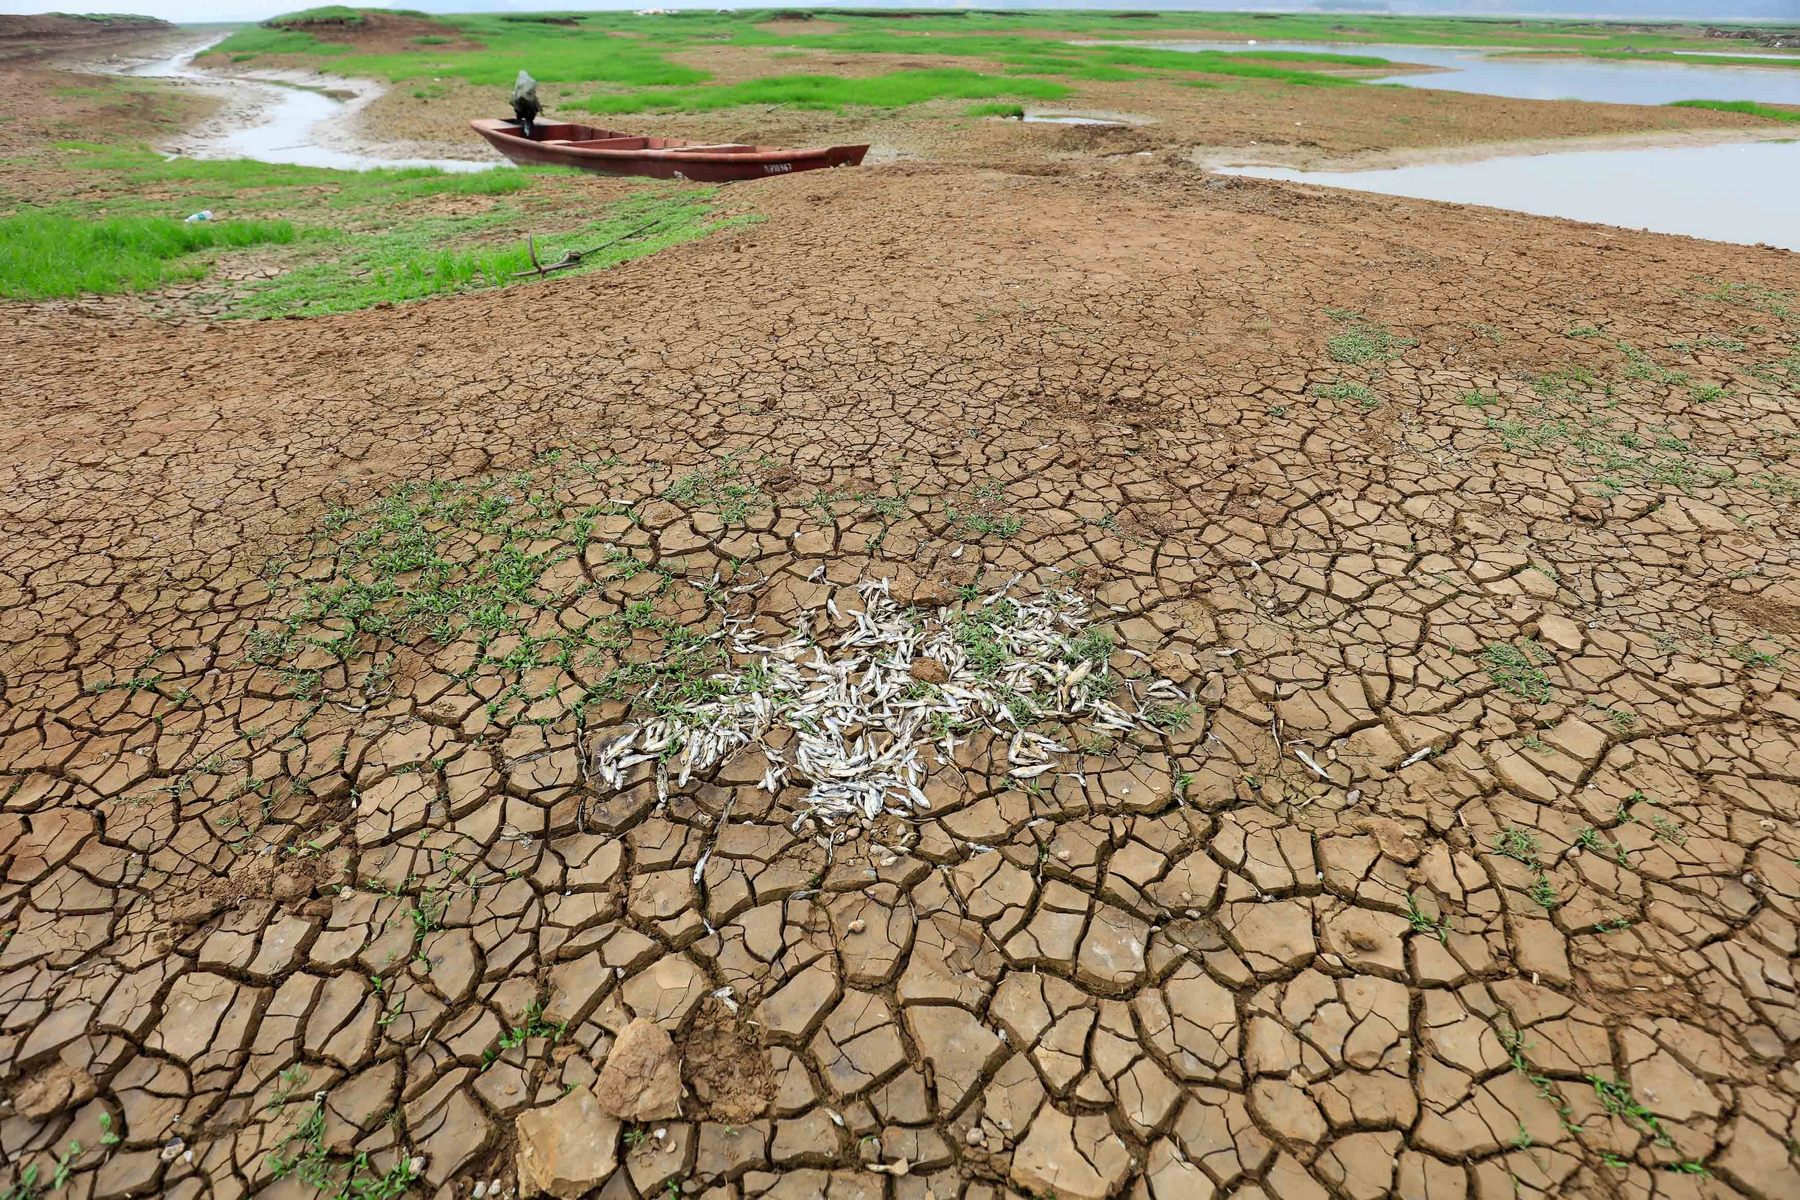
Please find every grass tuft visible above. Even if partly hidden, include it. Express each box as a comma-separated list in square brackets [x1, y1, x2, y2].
[0, 212, 295, 300]
[1668, 99, 1800, 124]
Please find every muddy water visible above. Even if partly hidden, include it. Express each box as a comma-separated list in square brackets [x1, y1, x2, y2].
[1019, 108, 1149, 127]
[118, 37, 499, 173]
[1224, 140, 1800, 252]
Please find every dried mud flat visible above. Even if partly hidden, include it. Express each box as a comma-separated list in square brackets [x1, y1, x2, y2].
[4, 104, 1800, 1200]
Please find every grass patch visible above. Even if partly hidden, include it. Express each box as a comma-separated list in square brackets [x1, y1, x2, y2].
[11, 144, 728, 319]
[209, 9, 1777, 109]
[578, 68, 1069, 115]
[664, 451, 771, 526]
[1482, 640, 1555, 702]
[211, 9, 1385, 102]
[1315, 380, 1382, 409]
[244, 452, 787, 727]
[965, 101, 1024, 118]
[1325, 312, 1416, 366]
[1669, 99, 1800, 124]
[215, 9, 706, 88]
[0, 212, 295, 300]
[234, 188, 730, 318]
[266, 1094, 416, 1199]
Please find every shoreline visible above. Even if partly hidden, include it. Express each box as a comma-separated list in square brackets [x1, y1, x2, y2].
[57, 26, 1796, 184]
[1192, 123, 1800, 173]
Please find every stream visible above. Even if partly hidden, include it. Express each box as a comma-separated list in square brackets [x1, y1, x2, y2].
[116, 36, 499, 174]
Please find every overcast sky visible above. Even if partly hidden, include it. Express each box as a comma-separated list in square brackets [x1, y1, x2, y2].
[6, 2, 1792, 27]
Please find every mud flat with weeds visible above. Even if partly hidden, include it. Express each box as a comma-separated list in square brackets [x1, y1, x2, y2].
[3, 9, 1800, 1200]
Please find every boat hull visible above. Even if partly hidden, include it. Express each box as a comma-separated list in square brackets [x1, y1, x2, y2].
[470, 118, 868, 183]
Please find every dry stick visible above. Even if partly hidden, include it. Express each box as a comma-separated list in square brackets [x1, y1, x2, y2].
[509, 215, 683, 278]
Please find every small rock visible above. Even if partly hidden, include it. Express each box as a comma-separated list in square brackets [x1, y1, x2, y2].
[10, 1064, 97, 1121]
[908, 658, 949, 684]
[1352, 816, 1421, 865]
[1537, 614, 1584, 653]
[592, 1018, 683, 1121]
[515, 1088, 621, 1199]
[891, 569, 955, 608]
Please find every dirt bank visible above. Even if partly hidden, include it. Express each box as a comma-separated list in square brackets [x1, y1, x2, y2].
[0, 12, 170, 63]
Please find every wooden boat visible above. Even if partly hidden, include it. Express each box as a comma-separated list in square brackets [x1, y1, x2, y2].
[470, 118, 868, 182]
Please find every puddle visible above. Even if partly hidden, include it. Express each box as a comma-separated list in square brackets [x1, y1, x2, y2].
[1144, 40, 1800, 106]
[114, 36, 500, 173]
[1023, 113, 1122, 126]
[1020, 108, 1145, 127]
[1222, 139, 1800, 251]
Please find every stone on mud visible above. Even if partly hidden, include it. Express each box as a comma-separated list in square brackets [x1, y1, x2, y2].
[592, 1017, 683, 1121]
[10, 1063, 97, 1120]
[514, 1087, 621, 1199]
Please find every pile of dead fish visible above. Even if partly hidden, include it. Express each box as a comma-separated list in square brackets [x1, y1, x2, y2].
[589, 577, 1191, 827]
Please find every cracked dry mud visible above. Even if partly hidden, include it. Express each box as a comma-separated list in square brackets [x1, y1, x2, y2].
[2, 159, 1799, 1200]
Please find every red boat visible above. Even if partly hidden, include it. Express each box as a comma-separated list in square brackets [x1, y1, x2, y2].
[470, 118, 869, 182]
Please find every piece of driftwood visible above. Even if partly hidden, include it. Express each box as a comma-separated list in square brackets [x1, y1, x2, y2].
[509, 218, 675, 278]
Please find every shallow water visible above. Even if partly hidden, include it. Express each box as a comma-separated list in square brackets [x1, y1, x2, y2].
[1151, 40, 1800, 106]
[1163, 38, 1800, 249]
[1671, 50, 1800, 62]
[121, 40, 499, 174]
[1225, 140, 1800, 251]
[1021, 113, 1122, 125]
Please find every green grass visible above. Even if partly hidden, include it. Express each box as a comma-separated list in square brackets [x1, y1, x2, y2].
[6, 143, 729, 318]
[1559, 49, 1800, 72]
[266, 1094, 416, 1200]
[0, 212, 295, 300]
[577, 68, 1070, 115]
[1315, 379, 1382, 409]
[212, 9, 1390, 108]
[1482, 640, 1555, 702]
[965, 101, 1025, 119]
[213, 9, 707, 87]
[270, 5, 426, 24]
[1324, 312, 1417, 366]
[246, 452, 782, 726]
[214, 8, 1776, 108]
[1669, 99, 1800, 124]
[234, 188, 731, 318]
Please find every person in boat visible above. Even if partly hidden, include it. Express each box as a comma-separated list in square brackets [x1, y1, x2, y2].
[511, 70, 541, 140]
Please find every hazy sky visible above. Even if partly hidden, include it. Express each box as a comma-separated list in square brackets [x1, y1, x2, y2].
[6, 2, 1793, 27]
